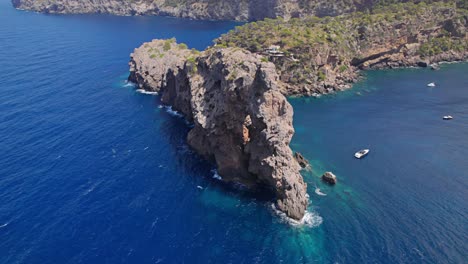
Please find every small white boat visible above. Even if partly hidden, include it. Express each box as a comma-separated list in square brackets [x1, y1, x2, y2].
[443, 115, 453, 120]
[355, 149, 370, 159]
[427, 82, 436, 87]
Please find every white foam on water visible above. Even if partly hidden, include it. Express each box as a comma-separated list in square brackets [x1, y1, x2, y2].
[82, 181, 102, 196]
[271, 204, 323, 228]
[211, 169, 222, 180]
[0, 222, 9, 228]
[123, 81, 136, 88]
[136, 89, 158, 95]
[164, 106, 184, 118]
[315, 188, 327, 196]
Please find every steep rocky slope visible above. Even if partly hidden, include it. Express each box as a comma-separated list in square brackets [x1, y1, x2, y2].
[12, 0, 460, 21]
[129, 39, 308, 220]
[217, 2, 468, 95]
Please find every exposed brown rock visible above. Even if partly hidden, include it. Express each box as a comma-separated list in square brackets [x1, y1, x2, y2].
[12, 0, 420, 21]
[128, 39, 193, 93]
[129, 41, 308, 220]
[322, 172, 337, 185]
[216, 4, 468, 96]
[294, 152, 309, 168]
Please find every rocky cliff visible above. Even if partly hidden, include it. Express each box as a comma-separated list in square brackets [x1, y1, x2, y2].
[126, 3, 466, 220]
[217, 2, 468, 96]
[11, 0, 437, 21]
[129, 39, 308, 220]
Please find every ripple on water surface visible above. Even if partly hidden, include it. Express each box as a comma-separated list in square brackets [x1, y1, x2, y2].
[0, 2, 467, 263]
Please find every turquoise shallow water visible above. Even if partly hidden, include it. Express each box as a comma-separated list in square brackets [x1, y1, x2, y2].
[290, 64, 468, 263]
[0, 0, 467, 262]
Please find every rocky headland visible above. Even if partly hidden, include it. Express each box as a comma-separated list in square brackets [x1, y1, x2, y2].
[13, 0, 464, 21]
[129, 39, 308, 220]
[128, 2, 466, 220]
[217, 2, 468, 96]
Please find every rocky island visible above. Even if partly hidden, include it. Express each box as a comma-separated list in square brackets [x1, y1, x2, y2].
[129, 40, 308, 220]
[128, 2, 466, 220]
[13, 0, 466, 220]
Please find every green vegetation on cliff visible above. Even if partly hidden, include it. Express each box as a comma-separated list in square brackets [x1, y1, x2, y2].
[13, 0, 467, 21]
[216, 1, 467, 95]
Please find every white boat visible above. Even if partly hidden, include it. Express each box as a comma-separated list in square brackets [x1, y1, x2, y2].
[355, 149, 370, 159]
[443, 115, 453, 120]
[427, 82, 436, 87]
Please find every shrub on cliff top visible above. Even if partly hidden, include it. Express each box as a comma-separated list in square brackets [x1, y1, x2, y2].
[163, 41, 172, 51]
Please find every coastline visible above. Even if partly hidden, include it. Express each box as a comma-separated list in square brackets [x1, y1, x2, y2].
[127, 2, 466, 219]
[13, 0, 466, 222]
[216, 3, 468, 96]
[11, 0, 405, 22]
[4, 1, 468, 261]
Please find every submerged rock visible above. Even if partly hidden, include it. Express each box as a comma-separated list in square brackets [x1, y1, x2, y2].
[129, 40, 308, 220]
[322, 172, 337, 185]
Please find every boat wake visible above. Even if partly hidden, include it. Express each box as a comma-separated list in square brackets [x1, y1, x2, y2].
[136, 89, 158, 95]
[271, 204, 323, 228]
[0, 222, 9, 229]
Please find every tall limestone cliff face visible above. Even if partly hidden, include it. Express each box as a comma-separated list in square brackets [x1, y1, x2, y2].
[13, 0, 389, 21]
[129, 40, 308, 220]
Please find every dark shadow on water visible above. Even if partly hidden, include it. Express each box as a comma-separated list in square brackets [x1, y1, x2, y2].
[151, 95, 276, 204]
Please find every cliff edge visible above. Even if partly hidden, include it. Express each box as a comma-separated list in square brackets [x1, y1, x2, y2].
[129, 39, 308, 220]
[217, 2, 468, 96]
[12, 0, 425, 21]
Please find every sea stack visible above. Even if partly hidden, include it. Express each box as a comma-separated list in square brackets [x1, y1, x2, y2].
[322, 172, 337, 185]
[129, 39, 308, 220]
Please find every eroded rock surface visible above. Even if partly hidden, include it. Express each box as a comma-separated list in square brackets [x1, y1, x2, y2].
[13, 0, 408, 21]
[129, 40, 308, 220]
[217, 4, 468, 96]
[322, 172, 337, 185]
[294, 152, 309, 168]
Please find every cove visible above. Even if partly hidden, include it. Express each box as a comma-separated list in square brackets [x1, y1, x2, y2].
[1, 0, 467, 262]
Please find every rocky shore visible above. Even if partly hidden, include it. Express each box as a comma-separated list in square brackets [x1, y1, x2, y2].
[127, 3, 466, 220]
[217, 3, 468, 96]
[12, 0, 429, 21]
[129, 40, 308, 220]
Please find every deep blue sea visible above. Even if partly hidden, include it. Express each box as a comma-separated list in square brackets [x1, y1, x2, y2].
[1, 1, 467, 263]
